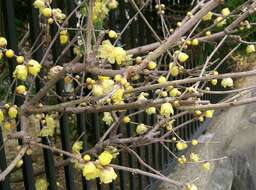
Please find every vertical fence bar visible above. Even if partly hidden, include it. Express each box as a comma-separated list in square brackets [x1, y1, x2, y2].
[28, 1, 58, 189]
[2, 0, 36, 189]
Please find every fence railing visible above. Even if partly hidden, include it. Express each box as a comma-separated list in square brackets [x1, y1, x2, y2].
[0, 0, 227, 190]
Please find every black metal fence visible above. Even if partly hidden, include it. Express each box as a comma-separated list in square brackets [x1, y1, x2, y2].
[0, 0, 227, 190]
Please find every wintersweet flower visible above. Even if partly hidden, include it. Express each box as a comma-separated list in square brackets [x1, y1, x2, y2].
[98, 151, 113, 166]
[0, 37, 7, 47]
[191, 139, 198, 146]
[102, 112, 113, 126]
[204, 110, 214, 118]
[190, 153, 200, 162]
[202, 11, 213, 21]
[221, 78, 233, 88]
[27, 59, 41, 76]
[145, 107, 156, 115]
[35, 179, 49, 190]
[123, 116, 131, 123]
[186, 183, 198, 190]
[99, 166, 117, 184]
[101, 79, 114, 94]
[108, 0, 118, 9]
[221, 8, 230, 17]
[158, 76, 167, 84]
[136, 124, 148, 135]
[246, 45, 255, 54]
[72, 141, 83, 154]
[160, 103, 174, 117]
[5, 49, 14, 58]
[177, 52, 189, 63]
[13, 65, 28, 81]
[83, 162, 99, 180]
[111, 88, 124, 104]
[202, 162, 210, 171]
[92, 84, 104, 97]
[98, 40, 131, 65]
[16, 85, 27, 95]
[8, 106, 18, 119]
[176, 141, 187, 150]
[170, 65, 179, 77]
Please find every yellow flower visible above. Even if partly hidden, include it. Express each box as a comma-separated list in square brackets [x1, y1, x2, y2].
[215, 17, 226, 27]
[13, 65, 28, 81]
[191, 39, 199, 46]
[16, 85, 27, 95]
[98, 151, 113, 166]
[221, 78, 233, 88]
[221, 8, 230, 17]
[72, 141, 83, 154]
[60, 34, 69, 45]
[99, 166, 117, 184]
[176, 141, 187, 151]
[83, 162, 99, 180]
[123, 116, 131, 123]
[108, 30, 118, 39]
[35, 179, 49, 190]
[160, 103, 174, 117]
[158, 76, 167, 84]
[101, 79, 114, 94]
[42, 8, 52, 17]
[191, 139, 198, 146]
[108, 0, 118, 9]
[5, 49, 14, 58]
[170, 65, 179, 77]
[202, 11, 213, 21]
[8, 106, 18, 119]
[3, 121, 12, 131]
[92, 1, 109, 23]
[177, 52, 189, 63]
[16, 56, 25, 64]
[169, 88, 180, 97]
[0, 109, 4, 124]
[145, 107, 156, 115]
[83, 154, 91, 161]
[204, 110, 214, 118]
[136, 124, 148, 135]
[28, 59, 41, 76]
[102, 112, 113, 126]
[33, 0, 45, 9]
[186, 183, 198, 190]
[246, 45, 255, 54]
[148, 61, 157, 70]
[190, 153, 200, 162]
[98, 40, 131, 65]
[211, 79, 218, 86]
[16, 160, 23, 168]
[0, 37, 7, 47]
[92, 84, 104, 97]
[202, 162, 210, 171]
[111, 88, 124, 104]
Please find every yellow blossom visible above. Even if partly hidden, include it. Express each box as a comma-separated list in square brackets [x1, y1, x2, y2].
[8, 106, 18, 119]
[136, 124, 148, 135]
[221, 78, 233, 88]
[215, 17, 226, 27]
[170, 65, 179, 77]
[177, 52, 189, 63]
[16, 56, 25, 64]
[3, 121, 12, 131]
[190, 153, 200, 162]
[0, 37, 7, 47]
[191, 139, 198, 146]
[145, 107, 156, 115]
[211, 79, 218, 86]
[148, 61, 157, 70]
[246, 45, 255, 54]
[191, 39, 199, 46]
[204, 110, 214, 118]
[158, 76, 167, 84]
[186, 183, 198, 190]
[108, 0, 118, 9]
[176, 141, 187, 151]
[102, 112, 113, 126]
[83, 162, 99, 180]
[98, 151, 113, 166]
[16, 85, 27, 95]
[72, 141, 83, 154]
[99, 166, 117, 184]
[33, 0, 45, 9]
[42, 8, 52, 17]
[101, 79, 114, 94]
[111, 88, 124, 104]
[36, 179, 49, 190]
[98, 40, 131, 65]
[13, 65, 28, 81]
[108, 30, 118, 39]
[123, 116, 131, 123]
[5, 49, 14, 58]
[160, 103, 174, 117]
[28, 59, 41, 76]
[92, 84, 104, 97]
[83, 154, 91, 161]
[202, 162, 210, 171]
[221, 8, 230, 17]
[169, 88, 180, 97]
[202, 12, 213, 21]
